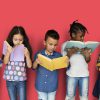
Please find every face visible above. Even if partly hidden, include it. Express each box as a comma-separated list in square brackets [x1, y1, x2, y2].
[13, 33, 24, 46]
[44, 37, 58, 54]
[73, 32, 85, 41]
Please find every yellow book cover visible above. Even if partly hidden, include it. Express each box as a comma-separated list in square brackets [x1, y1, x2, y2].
[38, 54, 69, 71]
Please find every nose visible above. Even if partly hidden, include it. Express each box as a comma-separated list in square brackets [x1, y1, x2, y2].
[51, 45, 56, 50]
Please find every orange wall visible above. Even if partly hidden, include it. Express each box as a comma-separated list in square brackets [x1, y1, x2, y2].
[0, 0, 100, 100]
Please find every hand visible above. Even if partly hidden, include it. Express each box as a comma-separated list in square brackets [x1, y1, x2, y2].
[35, 58, 40, 64]
[81, 48, 91, 58]
[7, 45, 13, 54]
[33, 58, 40, 69]
[4, 41, 12, 54]
[67, 47, 79, 57]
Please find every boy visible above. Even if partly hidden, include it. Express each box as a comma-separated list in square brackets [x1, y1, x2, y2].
[33, 30, 61, 100]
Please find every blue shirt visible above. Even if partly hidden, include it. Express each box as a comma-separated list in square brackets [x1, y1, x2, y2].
[34, 49, 62, 92]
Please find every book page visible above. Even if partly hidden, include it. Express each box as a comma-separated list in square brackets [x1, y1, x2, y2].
[65, 41, 99, 52]
[38, 54, 53, 71]
[66, 41, 85, 49]
[85, 41, 100, 52]
[10, 44, 24, 61]
[52, 56, 69, 70]
[38, 54, 69, 71]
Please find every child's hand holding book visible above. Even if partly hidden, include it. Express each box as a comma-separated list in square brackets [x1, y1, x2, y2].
[81, 47, 91, 62]
[81, 47, 92, 56]
[67, 47, 80, 57]
[33, 57, 41, 69]
[4, 41, 13, 54]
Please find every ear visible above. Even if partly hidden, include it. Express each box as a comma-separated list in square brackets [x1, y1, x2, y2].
[72, 33, 76, 38]
[43, 40, 46, 46]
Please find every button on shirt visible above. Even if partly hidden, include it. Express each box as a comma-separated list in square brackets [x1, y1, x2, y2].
[34, 49, 62, 92]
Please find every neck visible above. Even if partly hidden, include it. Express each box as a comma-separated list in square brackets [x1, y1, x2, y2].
[45, 50, 53, 55]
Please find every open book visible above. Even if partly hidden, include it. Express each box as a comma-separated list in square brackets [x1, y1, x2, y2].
[3, 41, 24, 61]
[38, 54, 69, 71]
[65, 41, 100, 52]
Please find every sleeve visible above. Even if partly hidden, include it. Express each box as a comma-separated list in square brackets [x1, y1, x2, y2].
[61, 41, 68, 56]
[59, 53, 62, 57]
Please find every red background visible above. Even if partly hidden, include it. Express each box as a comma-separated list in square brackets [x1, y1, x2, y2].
[0, 0, 100, 100]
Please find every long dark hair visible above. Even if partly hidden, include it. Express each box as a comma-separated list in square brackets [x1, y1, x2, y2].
[6, 26, 32, 58]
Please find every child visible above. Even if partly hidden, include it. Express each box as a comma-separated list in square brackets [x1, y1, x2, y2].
[93, 54, 100, 100]
[33, 30, 61, 100]
[61, 21, 91, 100]
[2, 26, 32, 100]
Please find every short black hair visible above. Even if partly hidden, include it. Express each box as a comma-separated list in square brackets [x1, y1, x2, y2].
[69, 20, 88, 37]
[45, 29, 60, 41]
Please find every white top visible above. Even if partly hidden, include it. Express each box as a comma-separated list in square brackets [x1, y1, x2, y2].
[61, 41, 89, 77]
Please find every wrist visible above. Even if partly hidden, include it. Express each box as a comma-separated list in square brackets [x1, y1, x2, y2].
[6, 52, 11, 56]
[26, 55, 30, 60]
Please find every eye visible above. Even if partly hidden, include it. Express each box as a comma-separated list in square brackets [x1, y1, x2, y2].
[54, 44, 57, 46]
[13, 38, 17, 41]
[49, 43, 53, 46]
[19, 39, 23, 41]
[13, 38, 23, 41]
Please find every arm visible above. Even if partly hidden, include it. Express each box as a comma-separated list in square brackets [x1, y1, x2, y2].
[84, 55, 91, 63]
[25, 55, 32, 68]
[3, 46, 12, 64]
[3, 52, 11, 64]
[81, 48, 91, 63]
[24, 48, 32, 68]
[33, 58, 40, 69]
